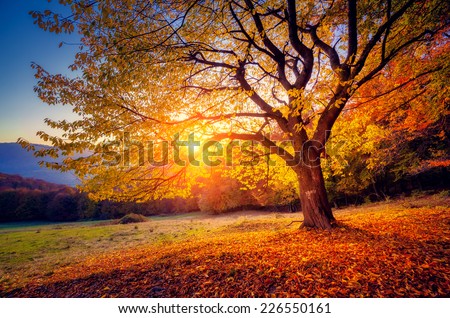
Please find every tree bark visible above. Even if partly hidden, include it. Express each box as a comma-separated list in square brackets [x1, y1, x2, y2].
[295, 157, 336, 230]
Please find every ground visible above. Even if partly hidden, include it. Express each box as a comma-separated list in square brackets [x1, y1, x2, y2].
[0, 194, 449, 297]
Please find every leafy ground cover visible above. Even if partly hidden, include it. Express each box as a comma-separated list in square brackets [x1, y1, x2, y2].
[0, 195, 449, 297]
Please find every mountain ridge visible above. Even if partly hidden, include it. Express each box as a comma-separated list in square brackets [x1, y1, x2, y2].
[0, 142, 79, 186]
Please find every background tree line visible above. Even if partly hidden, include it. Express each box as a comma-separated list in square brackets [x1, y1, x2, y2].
[0, 173, 192, 222]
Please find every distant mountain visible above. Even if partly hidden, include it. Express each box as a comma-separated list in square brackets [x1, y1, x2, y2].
[0, 143, 79, 186]
[0, 172, 69, 192]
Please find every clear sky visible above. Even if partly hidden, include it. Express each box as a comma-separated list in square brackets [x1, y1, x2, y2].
[0, 1, 80, 144]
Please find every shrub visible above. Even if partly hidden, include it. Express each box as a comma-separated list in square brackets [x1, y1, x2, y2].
[197, 176, 257, 214]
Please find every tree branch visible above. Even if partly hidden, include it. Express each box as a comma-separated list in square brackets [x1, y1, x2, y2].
[242, 0, 291, 90]
[346, 0, 358, 65]
[308, 25, 344, 79]
[213, 131, 295, 163]
[312, 84, 350, 146]
[381, 0, 392, 61]
[234, 64, 277, 116]
[347, 67, 441, 112]
[353, 0, 416, 77]
[357, 29, 436, 87]
[286, 0, 314, 88]
[228, 2, 275, 59]
[186, 51, 236, 69]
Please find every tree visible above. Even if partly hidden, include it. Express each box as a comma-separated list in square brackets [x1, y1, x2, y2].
[196, 172, 258, 213]
[23, 0, 449, 229]
[323, 26, 450, 201]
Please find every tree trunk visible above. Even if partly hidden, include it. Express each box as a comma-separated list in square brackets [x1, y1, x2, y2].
[295, 159, 336, 230]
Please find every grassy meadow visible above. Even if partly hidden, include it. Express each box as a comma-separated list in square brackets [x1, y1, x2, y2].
[0, 194, 449, 297]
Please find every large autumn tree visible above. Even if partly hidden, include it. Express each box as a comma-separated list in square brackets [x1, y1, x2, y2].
[24, 0, 449, 229]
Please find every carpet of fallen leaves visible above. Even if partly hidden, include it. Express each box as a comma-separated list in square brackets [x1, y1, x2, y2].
[1, 203, 449, 297]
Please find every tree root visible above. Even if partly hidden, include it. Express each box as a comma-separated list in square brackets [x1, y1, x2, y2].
[286, 220, 302, 227]
[287, 220, 339, 230]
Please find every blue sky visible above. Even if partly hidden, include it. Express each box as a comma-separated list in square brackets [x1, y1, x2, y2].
[0, 1, 80, 144]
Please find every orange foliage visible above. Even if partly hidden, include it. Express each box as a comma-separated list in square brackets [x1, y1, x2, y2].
[2, 205, 449, 298]
[426, 159, 450, 168]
